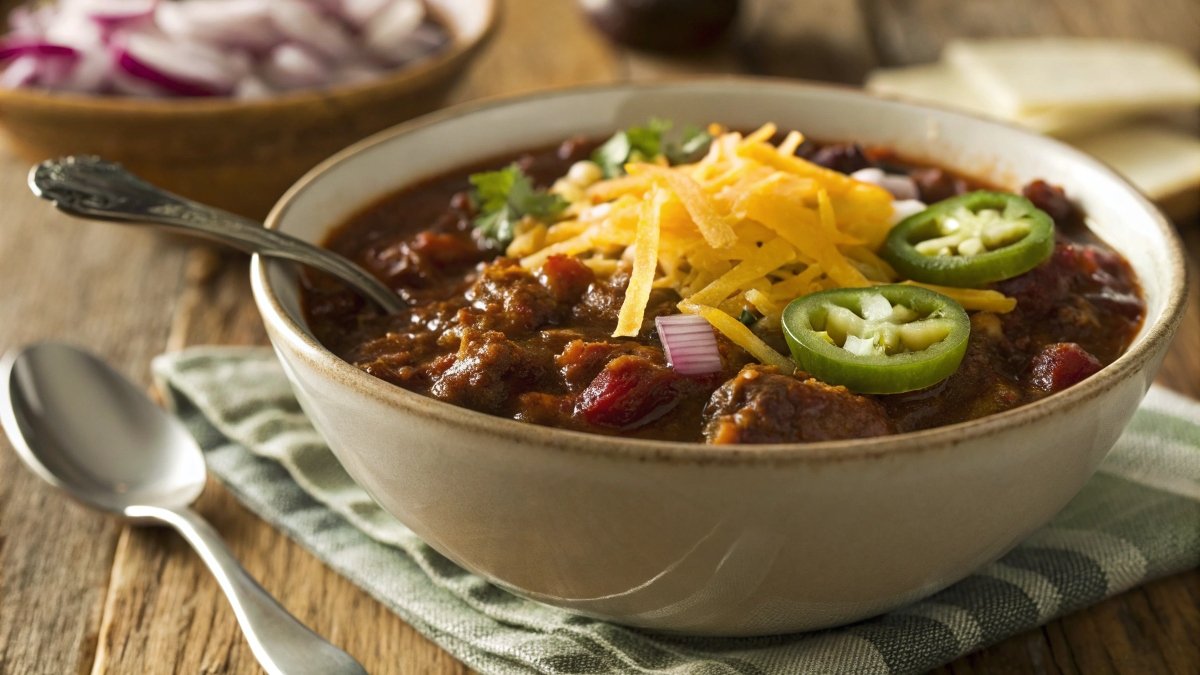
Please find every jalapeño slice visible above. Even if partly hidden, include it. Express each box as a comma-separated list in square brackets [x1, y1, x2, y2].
[883, 191, 1055, 287]
[782, 285, 970, 394]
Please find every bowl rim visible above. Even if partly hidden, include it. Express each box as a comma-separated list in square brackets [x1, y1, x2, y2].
[253, 76, 1190, 466]
[0, 0, 497, 115]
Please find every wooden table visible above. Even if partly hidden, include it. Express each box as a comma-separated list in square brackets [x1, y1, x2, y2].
[2, 1, 1197, 673]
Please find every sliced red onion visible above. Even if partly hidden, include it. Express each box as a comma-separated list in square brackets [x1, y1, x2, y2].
[372, 20, 446, 66]
[1, 0, 450, 97]
[268, 0, 354, 60]
[260, 43, 329, 90]
[7, 6, 52, 38]
[341, 0, 392, 27]
[0, 53, 39, 87]
[80, 0, 157, 29]
[851, 167, 920, 201]
[363, 0, 423, 62]
[234, 73, 271, 99]
[890, 199, 928, 225]
[156, 0, 280, 52]
[115, 33, 240, 96]
[0, 40, 79, 61]
[656, 314, 723, 376]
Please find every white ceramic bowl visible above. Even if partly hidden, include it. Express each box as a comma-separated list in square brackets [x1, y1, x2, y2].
[252, 80, 1188, 636]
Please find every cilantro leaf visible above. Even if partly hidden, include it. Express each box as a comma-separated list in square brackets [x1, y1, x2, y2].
[592, 118, 714, 177]
[667, 125, 714, 164]
[592, 132, 633, 179]
[468, 164, 567, 247]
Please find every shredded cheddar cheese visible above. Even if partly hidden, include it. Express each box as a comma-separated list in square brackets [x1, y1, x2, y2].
[516, 124, 1018, 362]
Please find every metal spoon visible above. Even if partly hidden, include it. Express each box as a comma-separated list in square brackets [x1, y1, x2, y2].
[0, 342, 368, 675]
[28, 156, 405, 314]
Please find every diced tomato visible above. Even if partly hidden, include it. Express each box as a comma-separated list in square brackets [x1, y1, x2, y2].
[576, 355, 682, 429]
[539, 255, 595, 303]
[1027, 342, 1102, 393]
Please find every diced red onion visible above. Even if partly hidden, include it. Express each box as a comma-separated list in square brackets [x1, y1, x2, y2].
[851, 167, 920, 201]
[656, 314, 723, 376]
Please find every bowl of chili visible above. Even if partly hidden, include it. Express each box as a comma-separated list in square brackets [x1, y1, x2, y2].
[250, 80, 1188, 635]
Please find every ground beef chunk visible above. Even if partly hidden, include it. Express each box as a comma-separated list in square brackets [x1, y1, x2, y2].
[573, 270, 629, 323]
[538, 255, 595, 304]
[1026, 343, 1102, 393]
[555, 339, 664, 391]
[349, 331, 443, 386]
[880, 329, 1023, 432]
[513, 391, 576, 427]
[429, 329, 545, 414]
[704, 366, 893, 443]
[572, 268, 678, 329]
[465, 258, 561, 335]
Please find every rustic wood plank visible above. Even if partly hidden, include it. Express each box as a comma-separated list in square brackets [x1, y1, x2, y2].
[0, 141, 190, 674]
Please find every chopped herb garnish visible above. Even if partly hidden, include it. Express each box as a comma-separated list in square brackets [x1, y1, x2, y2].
[667, 125, 714, 165]
[592, 118, 713, 178]
[469, 164, 567, 247]
[738, 308, 758, 327]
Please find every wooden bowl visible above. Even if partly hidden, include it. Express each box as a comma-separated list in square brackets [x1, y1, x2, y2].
[0, 0, 496, 218]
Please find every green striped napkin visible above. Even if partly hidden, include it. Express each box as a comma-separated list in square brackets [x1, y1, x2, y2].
[153, 347, 1200, 675]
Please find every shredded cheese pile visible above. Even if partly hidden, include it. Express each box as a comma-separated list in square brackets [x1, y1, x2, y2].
[506, 123, 1016, 371]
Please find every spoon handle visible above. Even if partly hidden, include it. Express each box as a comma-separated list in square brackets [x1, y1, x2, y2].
[28, 156, 405, 314]
[128, 504, 368, 675]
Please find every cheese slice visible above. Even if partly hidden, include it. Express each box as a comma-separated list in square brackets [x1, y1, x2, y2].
[1071, 123, 1200, 204]
[943, 38, 1200, 119]
[866, 62, 1127, 136]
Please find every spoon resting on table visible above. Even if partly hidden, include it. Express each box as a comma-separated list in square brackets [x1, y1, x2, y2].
[0, 342, 369, 675]
[28, 156, 405, 315]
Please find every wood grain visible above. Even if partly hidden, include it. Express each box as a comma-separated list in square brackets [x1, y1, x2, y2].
[0, 0, 1197, 674]
[0, 139, 192, 675]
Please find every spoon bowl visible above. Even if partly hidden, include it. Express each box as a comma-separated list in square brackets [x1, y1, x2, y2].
[0, 342, 367, 675]
[1, 342, 205, 515]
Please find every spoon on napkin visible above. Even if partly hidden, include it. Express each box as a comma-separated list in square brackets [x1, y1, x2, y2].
[0, 342, 368, 675]
[27, 156, 405, 314]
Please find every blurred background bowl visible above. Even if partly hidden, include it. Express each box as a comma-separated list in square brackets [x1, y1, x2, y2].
[0, 0, 496, 218]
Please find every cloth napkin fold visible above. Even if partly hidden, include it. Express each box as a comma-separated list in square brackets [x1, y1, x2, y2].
[152, 347, 1200, 675]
